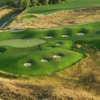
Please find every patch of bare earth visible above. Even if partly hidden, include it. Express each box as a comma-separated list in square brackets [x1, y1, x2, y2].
[0, 44, 100, 100]
[5, 13, 45, 30]
[17, 7, 100, 29]
[0, 8, 15, 19]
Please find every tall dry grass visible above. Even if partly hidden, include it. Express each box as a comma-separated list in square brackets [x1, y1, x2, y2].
[17, 7, 100, 29]
[0, 44, 100, 100]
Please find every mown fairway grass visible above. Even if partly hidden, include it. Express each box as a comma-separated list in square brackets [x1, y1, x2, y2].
[25, 0, 100, 14]
[0, 21, 100, 76]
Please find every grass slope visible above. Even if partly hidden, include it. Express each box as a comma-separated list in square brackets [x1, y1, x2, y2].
[0, 21, 100, 76]
[0, 47, 83, 76]
[25, 0, 100, 14]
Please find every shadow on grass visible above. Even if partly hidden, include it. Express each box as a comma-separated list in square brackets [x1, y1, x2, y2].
[0, 10, 21, 29]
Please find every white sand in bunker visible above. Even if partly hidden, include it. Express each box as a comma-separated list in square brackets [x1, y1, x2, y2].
[24, 62, 32, 67]
[41, 59, 48, 63]
[62, 34, 69, 37]
[45, 36, 53, 39]
[48, 46, 54, 49]
[53, 55, 62, 58]
[77, 33, 85, 35]
[56, 43, 62, 46]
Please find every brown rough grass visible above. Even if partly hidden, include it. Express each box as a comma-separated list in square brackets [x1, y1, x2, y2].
[0, 44, 100, 100]
[5, 13, 44, 30]
[17, 7, 100, 29]
[0, 8, 15, 19]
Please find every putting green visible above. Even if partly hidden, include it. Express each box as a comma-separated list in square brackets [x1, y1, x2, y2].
[0, 39, 46, 48]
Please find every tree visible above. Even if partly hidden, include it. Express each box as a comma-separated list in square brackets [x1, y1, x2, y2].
[30, 0, 38, 6]
[18, 0, 64, 10]
[19, 0, 31, 10]
[49, 0, 61, 4]
[39, 0, 49, 5]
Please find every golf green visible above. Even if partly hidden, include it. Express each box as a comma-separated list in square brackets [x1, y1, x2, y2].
[0, 39, 46, 48]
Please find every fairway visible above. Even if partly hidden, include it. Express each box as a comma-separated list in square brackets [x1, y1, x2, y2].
[0, 39, 46, 48]
[25, 0, 100, 14]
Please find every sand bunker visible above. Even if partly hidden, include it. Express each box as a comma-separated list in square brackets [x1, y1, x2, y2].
[48, 46, 53, 49]
[45, 36, 53, 39]
[41, 59, 48, 62]
[62, 34, 69, 37]
[24, 62, 32, 67]
[77, 33, 84, 35]
[56, 43, 62, 46]
[53, 55, 62, 58]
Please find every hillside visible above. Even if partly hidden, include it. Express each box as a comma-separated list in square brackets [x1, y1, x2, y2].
[0, 0, 15, 7]
[0, 0, 100, 100]
[7, 7, 100, 29]
[0, 44, 100, 99]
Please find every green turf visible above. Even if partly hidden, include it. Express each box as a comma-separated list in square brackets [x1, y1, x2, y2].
[25, 0, 100, 14]
[0, 21, 100, 76]
[0, 41, 83, 76]
[0, 0, 100, 76]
